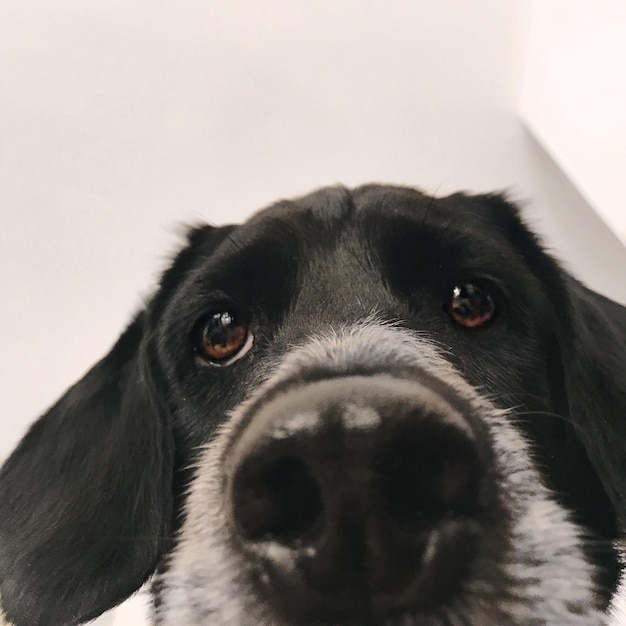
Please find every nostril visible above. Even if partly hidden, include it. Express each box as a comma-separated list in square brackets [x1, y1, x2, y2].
[231, 455, 324, 544]
[382, 422, 482, 527]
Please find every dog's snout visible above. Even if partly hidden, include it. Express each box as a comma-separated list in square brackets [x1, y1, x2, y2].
[226, 375, 491, 622]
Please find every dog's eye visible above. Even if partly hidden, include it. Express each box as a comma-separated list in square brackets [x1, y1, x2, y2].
[445, 283, 496, 328]
[194, 310, 252, 365]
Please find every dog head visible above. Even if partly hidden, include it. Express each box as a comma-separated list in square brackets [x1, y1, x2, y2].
[1, 185, 625, 625]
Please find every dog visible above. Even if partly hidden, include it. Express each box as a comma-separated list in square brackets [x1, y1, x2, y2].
[1, 184, 625, 626]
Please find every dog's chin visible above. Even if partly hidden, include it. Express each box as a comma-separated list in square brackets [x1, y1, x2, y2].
[157, 324, 606, 626]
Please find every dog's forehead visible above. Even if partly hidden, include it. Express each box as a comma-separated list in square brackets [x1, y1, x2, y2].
[244, 184, 453, 229]
[226, 185, 495, 260]
[179, 185, 534, 308]
[220, 185, 521, 278]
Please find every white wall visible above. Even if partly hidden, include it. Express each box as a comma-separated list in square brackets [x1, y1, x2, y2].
[522, 0, 626, 243]
[0, 2, 624, 624]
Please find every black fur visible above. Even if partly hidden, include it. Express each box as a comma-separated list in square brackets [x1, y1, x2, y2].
[1, 184, 625, 625]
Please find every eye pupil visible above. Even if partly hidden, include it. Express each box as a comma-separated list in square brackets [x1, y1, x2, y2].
[206, 312, 234, 342]
[446, 283, 496, 328]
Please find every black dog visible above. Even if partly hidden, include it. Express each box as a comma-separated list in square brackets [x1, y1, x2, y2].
[1, 185, 625, 626]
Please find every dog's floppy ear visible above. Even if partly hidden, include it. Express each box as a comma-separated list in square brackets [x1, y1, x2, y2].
[0, 223, 237, 626]
[0, 313, 173, 626]
[558, 280, 626, 528]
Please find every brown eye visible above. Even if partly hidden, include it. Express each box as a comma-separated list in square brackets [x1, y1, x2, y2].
[446, 283, 496, 328]
[195, 310, 252, 365]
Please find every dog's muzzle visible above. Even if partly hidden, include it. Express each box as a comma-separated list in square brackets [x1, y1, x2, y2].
[224, 373, 494, 623]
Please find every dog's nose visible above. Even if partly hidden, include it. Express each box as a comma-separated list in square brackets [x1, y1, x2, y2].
[225, 375, 492, 622]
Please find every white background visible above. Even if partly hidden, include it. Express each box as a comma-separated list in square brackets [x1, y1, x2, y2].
[0, 2, 625, 624]
[522, 0, 626, 241]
